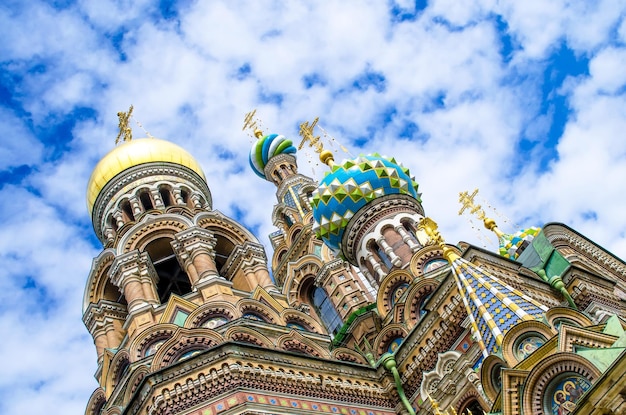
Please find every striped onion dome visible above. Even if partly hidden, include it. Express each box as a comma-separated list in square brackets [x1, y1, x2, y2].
[249, 134, 297, 179]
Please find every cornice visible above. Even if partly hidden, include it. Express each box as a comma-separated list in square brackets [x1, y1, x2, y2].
[123, 342, 393, 415]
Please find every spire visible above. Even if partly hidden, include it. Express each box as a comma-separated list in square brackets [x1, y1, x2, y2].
[458, 189, 576, 309]
[418, 217, 548, 356]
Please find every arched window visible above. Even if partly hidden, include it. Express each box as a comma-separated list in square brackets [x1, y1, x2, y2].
[243, 312, 266, 322]
[159, 186, 174, 207]
[213, 235, 235, 273]
[102, 278, 127, 305]
[402, 221, 419, 243]
[283, 213, 294, 227]
[175, 349, 204, 362]
[544, 374, 591, 414]
[369, 241, 392, 271]
[143, 339, 166, 357]
[390, 282, 409, 307]
[108, 214, 118, 232]
[139, 191, 154, 211]
[417, 291, 433, 318]
[311, 287, 343, 337]
[121, 200, 135, 222]
[145, 238, 191, 303]
[200, 315, 229, 329]
[180, 188, 195, 208]
[459, 399, 485, 415]
[286, 321, 307, 331]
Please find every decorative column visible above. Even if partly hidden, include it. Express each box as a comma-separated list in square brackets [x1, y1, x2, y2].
[110, 251, 160, 312]
[171, 227, 219, 285]
[222, 241, 277, 293]
[172, 188, 183, 205]
[129, 196, 142, 215]
[83, 302, 127, 359]
[365, 252, 386, 281]
[395, 225, 420, 252]
[151, 189, 164, 208]
[103, 227, 115, 244]
[359, 266, 378, 290]
[113, 211, 124, 228]
[190, 193, 203, 209]
[377, 235, 402, 267]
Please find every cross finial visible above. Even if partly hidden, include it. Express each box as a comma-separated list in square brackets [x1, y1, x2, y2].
[116, 105, 134, 144]
[458, 188, 485, 219]
[458, 189, 504, 236]
[298, 117, 322, 152]
[243, 109, 264, 139]
[298, 117, 335, 167]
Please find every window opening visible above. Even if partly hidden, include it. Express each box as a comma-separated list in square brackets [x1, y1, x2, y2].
[139, 192, 154, 210]
[312, 287, 342, 337]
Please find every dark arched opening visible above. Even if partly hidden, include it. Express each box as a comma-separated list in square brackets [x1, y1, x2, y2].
[121, 200, 135, 222]
[458, 398, 484, 415]
[139, 191, 154, 211]
[159, 186, 174, 207]
[145, 238, 191, 303]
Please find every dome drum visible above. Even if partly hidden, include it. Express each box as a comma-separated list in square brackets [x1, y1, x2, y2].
[91, 162, 212, 244]
[263, 152, 298, 185]
[344, 195, 424, 265]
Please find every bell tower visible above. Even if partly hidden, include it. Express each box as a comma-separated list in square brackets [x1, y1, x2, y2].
[83, 108, 276, 401]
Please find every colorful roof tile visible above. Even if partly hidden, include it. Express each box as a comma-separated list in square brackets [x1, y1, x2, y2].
[311, 154, 421, 253]
[249, 134, 297, 179]
[498, 227, 541, 260]
[448, 254, 548, 355]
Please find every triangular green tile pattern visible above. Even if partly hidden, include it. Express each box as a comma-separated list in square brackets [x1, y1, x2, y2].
[311, 154, 421, 253]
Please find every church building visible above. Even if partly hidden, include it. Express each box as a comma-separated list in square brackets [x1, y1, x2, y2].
[82, 110, 626, 415]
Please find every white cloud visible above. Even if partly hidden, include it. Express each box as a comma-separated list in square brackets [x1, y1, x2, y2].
[0, 108, 44, 170]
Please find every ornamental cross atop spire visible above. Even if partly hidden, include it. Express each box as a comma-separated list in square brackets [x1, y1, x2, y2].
[116, 105, 134, 144]
[243, 109, 264, 139]
[458, 188, 485, 219]
[298, 117, 323, 153]
[298, 117, 335, 167]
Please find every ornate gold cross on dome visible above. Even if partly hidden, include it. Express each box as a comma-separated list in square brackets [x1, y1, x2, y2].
[458, 188, 485, 219]
[116, 105, 134, 144]
[298, 117, 322, 153]
[242, 109, 264, 139]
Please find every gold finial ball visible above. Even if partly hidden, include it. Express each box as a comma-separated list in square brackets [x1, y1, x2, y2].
[483, 217, 497, 230]
[319, 149, 335, 166]
[254, 128, 263, 139]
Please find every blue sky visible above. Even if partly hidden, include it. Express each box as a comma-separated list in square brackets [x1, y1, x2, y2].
[1, 0, 626, 413]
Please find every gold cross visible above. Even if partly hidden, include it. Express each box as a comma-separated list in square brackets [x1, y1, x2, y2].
[458, 188, 485, 219]
[115, 105, 133, 144]
[298, 117, 324, 153]
[242, 109, 264, 139]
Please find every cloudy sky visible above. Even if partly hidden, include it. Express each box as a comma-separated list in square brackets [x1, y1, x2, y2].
[1, 0, 626, 413]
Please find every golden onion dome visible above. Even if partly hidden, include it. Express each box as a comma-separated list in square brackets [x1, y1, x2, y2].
[86, 138, 206, 214]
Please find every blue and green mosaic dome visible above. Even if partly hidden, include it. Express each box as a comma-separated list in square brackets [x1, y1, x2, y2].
[249, 134, 297, 179]
[311, 154, 421, 253]
[498, 226, 541, 260]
